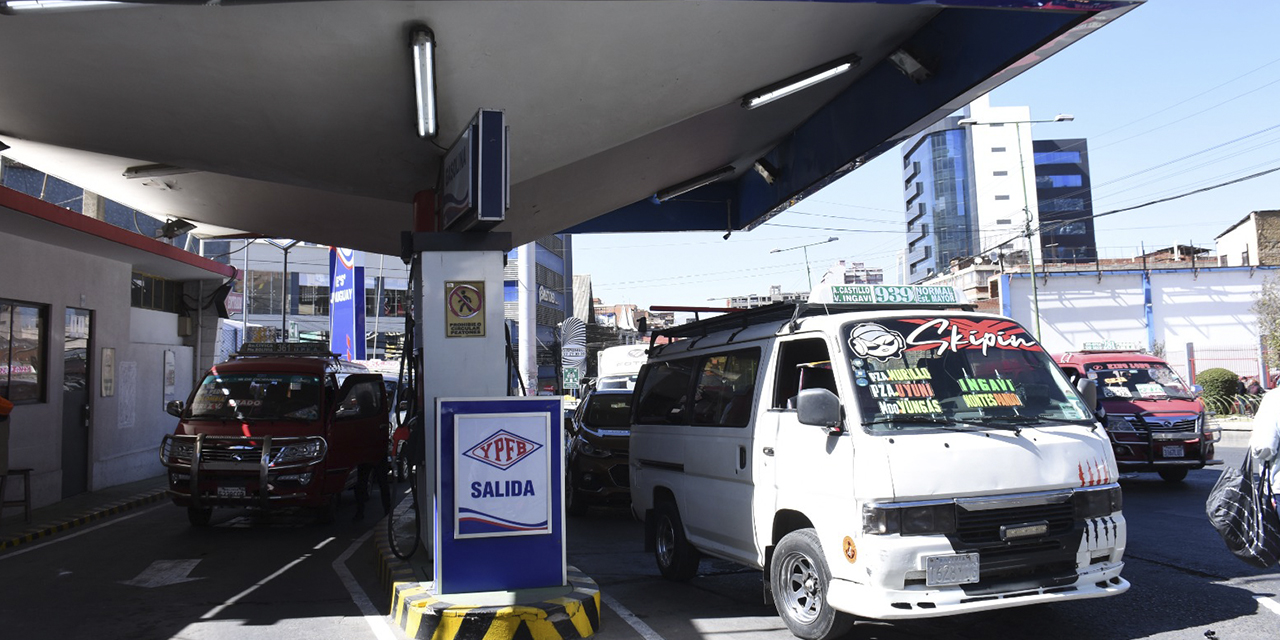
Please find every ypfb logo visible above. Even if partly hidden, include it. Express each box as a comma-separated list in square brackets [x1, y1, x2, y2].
[464, 429, 542, 470]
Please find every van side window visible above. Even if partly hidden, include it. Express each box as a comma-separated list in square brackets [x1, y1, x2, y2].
[692, 349, 760, 427]
[772, 338, 835, 409]
[635, 360, 697, 424]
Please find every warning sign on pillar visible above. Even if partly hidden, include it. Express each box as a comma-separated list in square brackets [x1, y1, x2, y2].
[444, 281, 485, 338]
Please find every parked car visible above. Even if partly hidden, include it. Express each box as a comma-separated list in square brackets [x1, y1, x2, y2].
[565, 388, 633, 515]
[1055, 349, 1221, 482]
[160, 343, 390, 525]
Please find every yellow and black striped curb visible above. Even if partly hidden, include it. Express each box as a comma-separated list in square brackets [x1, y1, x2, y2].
[0, 488, 167, 550]
[390, 569, 601, 640]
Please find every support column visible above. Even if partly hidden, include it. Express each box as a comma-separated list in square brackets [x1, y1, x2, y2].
[517, 242, 538, 394]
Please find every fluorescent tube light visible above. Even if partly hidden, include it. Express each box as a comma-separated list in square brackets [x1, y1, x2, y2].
[123, 163, 197, 179]
[411, 26, 438, 139]
[654, 166, 735, 202]
[741, 54, 860, 110]
[0, 1, 127, 15]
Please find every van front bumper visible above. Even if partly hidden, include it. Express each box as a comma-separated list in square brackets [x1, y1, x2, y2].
[826, 561, 1128, 620]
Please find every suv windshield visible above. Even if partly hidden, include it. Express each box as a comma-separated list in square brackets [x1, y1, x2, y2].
[844, 317, 1091, 432]
[1085, 361, 1195, 400]
[582, 393, 632, 429]
[188, 373, 323, 421]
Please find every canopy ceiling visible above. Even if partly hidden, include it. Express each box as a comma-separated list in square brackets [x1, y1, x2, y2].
[0, 0, 1143, 254]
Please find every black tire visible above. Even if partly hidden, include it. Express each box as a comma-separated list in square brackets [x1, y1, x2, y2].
[566, 470, 589, 516]
[653, 501, 700, 581]
[1158, 468, 1188, 483]
[770, 528, 853, 640]
[187, 506, 213, 527]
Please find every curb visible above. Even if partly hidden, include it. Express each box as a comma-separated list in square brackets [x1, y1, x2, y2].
[0, 488, 167, 551]
[374, 511, 601, 640]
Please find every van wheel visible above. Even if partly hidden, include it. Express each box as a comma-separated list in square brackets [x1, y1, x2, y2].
[187, 506, 213, 527]
[770, 528, 853, 640]
[654, 501, 699, 581]
[1158, 468, 1188, 483]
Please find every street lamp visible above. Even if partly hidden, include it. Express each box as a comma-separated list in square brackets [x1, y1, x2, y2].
[957, 114, 1073, 341]
[264, 238, 301, 341]
[770, 236, 838, 289]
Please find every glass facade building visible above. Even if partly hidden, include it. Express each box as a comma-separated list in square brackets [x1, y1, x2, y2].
[902, 121, 979, 283]
[1034, 139, 1097, 263]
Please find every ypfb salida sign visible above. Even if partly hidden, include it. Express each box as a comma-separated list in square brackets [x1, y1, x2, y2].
[456, 415, 550, 537]
[437, 397, 564, 594]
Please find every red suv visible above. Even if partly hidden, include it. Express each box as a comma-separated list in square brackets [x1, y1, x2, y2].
[160, 344, 390, 525]
[1055, 350, 1221, 483]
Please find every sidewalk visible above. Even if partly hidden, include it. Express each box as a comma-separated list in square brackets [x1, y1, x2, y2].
[0, 474, 168, 550]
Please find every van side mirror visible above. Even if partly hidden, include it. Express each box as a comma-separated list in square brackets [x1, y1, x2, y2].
[1075, 378, 1098, 409]
[1191, 384, 1204, 395]
[166, 400, 185, 418]
[796, 388, 842, 433]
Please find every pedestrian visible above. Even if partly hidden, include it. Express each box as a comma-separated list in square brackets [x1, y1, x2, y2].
[1249, 388, 1280, 508]
[1247, 377, 1263, 396]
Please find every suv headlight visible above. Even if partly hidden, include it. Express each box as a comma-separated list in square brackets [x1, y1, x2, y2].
[863, 502, 957, 536]
[575, 439, 613, 458]
[1075, 485, 1123, 519]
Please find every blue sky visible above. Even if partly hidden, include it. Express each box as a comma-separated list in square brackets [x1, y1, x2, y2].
[574, 0, 1280, 311]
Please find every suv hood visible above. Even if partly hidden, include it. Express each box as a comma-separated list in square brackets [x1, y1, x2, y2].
[876, 427, 1115, 501]
[178, 421, 324, 437]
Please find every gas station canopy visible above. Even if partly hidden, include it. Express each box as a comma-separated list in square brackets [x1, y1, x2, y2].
[0, 0, 1142, 253]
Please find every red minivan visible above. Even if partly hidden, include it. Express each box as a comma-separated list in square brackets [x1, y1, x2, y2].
[160, 343, 390, 525]
[1055, 349, 1221, 483]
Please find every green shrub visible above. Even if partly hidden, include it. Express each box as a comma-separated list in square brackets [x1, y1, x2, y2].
[1196, 367, 1240, 397]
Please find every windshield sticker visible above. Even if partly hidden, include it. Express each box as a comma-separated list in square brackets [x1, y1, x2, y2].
[867, 381, 936, 399]
[877, 398, 942, 415]
[848, 323, 907, 361]
[1135, 383, 1167, 397]
[957, 378, 1015, 393]
[1089, 362, 1151, 370]
[1103, 375, 1127, 385]
[1102, 386, 1132, 398]
[960, 392, 1023, 408]
[1059, 403, 1085, 420]
[898, 318, 1038, 356]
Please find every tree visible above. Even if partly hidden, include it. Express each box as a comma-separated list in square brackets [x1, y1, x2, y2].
[1252, 273, 1280, 369]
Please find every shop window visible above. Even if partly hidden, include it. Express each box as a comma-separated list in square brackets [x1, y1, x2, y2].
[0, 299, 48, 404]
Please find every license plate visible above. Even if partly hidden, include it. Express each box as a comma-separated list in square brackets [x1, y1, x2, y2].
[1162, 445, 1185, 458]
[217, 486, 246, 498]
[925, 553, 980, 587]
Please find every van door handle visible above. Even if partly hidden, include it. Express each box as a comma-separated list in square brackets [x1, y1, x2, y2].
[762, 447, 774, 456]
[739, 446, 747, 469]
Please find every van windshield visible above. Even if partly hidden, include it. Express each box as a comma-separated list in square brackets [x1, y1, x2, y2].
[843, 317, 1092, 432]
[1085, 361, 1195, 400]
[188, 373, 323, 421]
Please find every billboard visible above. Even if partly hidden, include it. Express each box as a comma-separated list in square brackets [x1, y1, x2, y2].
[329, 247, 366, 360]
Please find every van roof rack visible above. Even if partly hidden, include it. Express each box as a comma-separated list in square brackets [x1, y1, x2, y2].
[650, 300, 975, 351]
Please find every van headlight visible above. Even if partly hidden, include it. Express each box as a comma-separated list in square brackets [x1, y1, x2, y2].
[1075, 486, 1123, 519]
[1106, 416, 1135, 432]
[277, 440, 323, 464]
[863, 502, 957, 536]
[169, 442, 195, 460]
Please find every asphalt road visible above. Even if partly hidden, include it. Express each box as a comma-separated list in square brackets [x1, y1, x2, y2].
[0, 485, 405, 640]
[2, 434, 1276, 640]
[568, 431, 1280, 640]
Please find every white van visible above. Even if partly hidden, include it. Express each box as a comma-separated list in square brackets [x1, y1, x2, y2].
[629, 286, 1127, 640]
